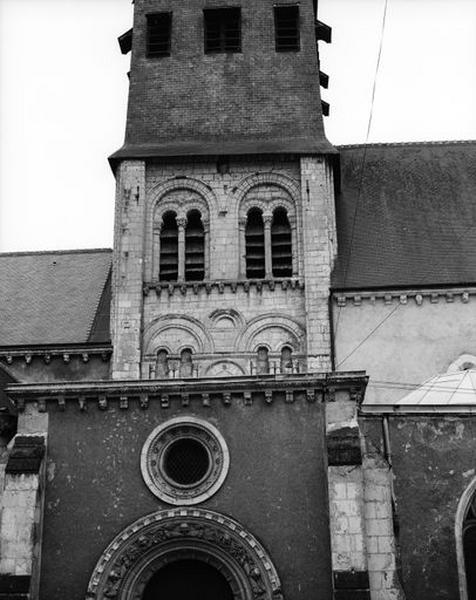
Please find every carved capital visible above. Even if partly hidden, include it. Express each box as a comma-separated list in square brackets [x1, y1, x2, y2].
[176, 216, 187, 229]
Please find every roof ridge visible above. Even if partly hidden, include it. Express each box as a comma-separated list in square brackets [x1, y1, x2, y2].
[337, 139, 476, 149]
[0, 247, 112, 257]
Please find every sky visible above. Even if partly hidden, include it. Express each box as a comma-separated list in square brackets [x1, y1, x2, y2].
[0, 0, 475, 252]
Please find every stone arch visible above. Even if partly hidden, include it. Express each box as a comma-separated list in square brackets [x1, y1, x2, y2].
[208, 309, 246, 330]
[232, 172, 300, 218]
[234, 174, 300, 278]
[236, 315, 305, 353]
[143, 315, 214, 356]
[147, 178, 217, 281]
[455, 475, 476, 600]
[205, 360, 246, 377]
[86, 508, 283, 600]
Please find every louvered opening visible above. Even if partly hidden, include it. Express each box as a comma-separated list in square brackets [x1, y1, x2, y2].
[245, 208, 265, 279]
[147, 12, 172, 57]
[274, 6, 300, 52]
[160, 212, 179, 281]
[185, 210, 205, 282]
[271, 207, 292, 277]
[204, 8, 241, 54]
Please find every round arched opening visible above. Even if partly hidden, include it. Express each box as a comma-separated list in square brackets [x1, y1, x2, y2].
[142, 559, 234, 600]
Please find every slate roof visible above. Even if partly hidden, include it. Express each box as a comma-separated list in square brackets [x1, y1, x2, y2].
[332, 140, 476, 289]
[0, 249, 111, 347]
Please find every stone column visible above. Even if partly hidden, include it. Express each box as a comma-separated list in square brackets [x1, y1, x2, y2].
[152, 220, 162, 281]
[238, 216, 247, 278]
[177, 216, 187, 282]
[288, 214, 298, 277]
[263, 212, 273, 279]
[203, 218, 210, 280]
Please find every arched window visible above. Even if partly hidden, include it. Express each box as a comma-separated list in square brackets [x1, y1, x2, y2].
[185, 210, 205, 282]
[464, 495, 476, 599]
[280, 346, 293, 373]
[271, 208, 292, 278]
[256, 346, 269, 375]
[160, 212, 179, 281]
[245, 208, 265, 279]
[180, 348, 193, 378]
[156, 350, 169, 379]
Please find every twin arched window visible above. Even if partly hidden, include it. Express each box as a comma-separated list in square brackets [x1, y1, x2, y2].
[155, 348, 194, 379]
[245, 207, 293, 279]
[159, 210, 205, 282]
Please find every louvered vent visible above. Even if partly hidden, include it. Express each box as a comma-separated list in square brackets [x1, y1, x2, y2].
[160, 212, 179, 281]
[245, 209, 265, 279]
[185, 210, 205, 282]
[271, 208, 292, 277]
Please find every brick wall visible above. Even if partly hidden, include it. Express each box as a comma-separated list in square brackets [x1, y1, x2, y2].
[116, 0, 329, 156]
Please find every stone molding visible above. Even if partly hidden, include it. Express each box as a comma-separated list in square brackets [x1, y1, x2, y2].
[142, 314, 214, 355]
[333, 287, 475, 307]
[86, 508, 283, 600]
[0, 345, 112, 366]
[140, 416, 230, 505]
[235, 314, 306, 353]
[6, 372, 368, 413]
[144, 278, 304, 297]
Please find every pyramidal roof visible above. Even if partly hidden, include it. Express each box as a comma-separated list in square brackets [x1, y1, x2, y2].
[363, 370, 476, 414]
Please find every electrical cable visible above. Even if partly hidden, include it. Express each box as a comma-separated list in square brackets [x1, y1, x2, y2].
[334, 0, 389, 336]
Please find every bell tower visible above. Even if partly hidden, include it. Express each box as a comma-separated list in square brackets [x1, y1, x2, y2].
[110, 0, 337, 380]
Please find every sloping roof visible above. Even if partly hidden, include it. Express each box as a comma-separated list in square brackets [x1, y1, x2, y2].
[332, 140, 476, 289]
[0, 249, 111, 346]
[396, 370, 476, 407]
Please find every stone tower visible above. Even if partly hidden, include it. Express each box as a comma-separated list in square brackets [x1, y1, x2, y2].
[110, 0, 337, 381]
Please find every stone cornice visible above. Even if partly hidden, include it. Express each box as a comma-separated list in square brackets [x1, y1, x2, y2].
[144, 278, 304, 297]
[332, 286, 476, 307]
[7, 371, 368, 413]
[0, 344, 112, 365]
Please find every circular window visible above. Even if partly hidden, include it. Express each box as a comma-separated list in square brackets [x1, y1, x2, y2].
[141, 417, 230, 505]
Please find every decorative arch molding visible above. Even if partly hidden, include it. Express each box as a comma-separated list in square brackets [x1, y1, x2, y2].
[147, 178, 217, 281]
[456, 475, 476, 600]
[448, 354, 476, 373]
[208, 308, 246, 330]
[143, 315, 214, 356]
[148, 177, 219, 217]
[205, 360, 246, 377]
[86, 508, 283, 600]
[236, 315, 305, 353]
[232, 172, 300, 218]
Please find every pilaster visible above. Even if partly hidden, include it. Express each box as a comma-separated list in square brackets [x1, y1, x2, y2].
[326, 396, 370, 600]
[0, 406, 48, 600]
[111, 160, 146, 379]
[300, 156, 335, 372]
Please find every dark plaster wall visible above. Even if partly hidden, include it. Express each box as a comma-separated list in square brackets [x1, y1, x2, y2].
[362, 415, 476, 600]
[40, 400, 331, 600]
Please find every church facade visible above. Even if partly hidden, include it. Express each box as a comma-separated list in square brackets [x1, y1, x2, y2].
[0, 1, 476, 599]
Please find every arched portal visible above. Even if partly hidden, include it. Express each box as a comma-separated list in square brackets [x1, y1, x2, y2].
[142, 558, 233, 600]
[86, 508, 283, 600]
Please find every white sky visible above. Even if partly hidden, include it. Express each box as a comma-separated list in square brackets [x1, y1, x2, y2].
[0, 0, 475, 252]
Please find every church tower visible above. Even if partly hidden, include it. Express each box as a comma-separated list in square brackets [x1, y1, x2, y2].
[0, 3, 373, 600]
[110, 0, 337, 381]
